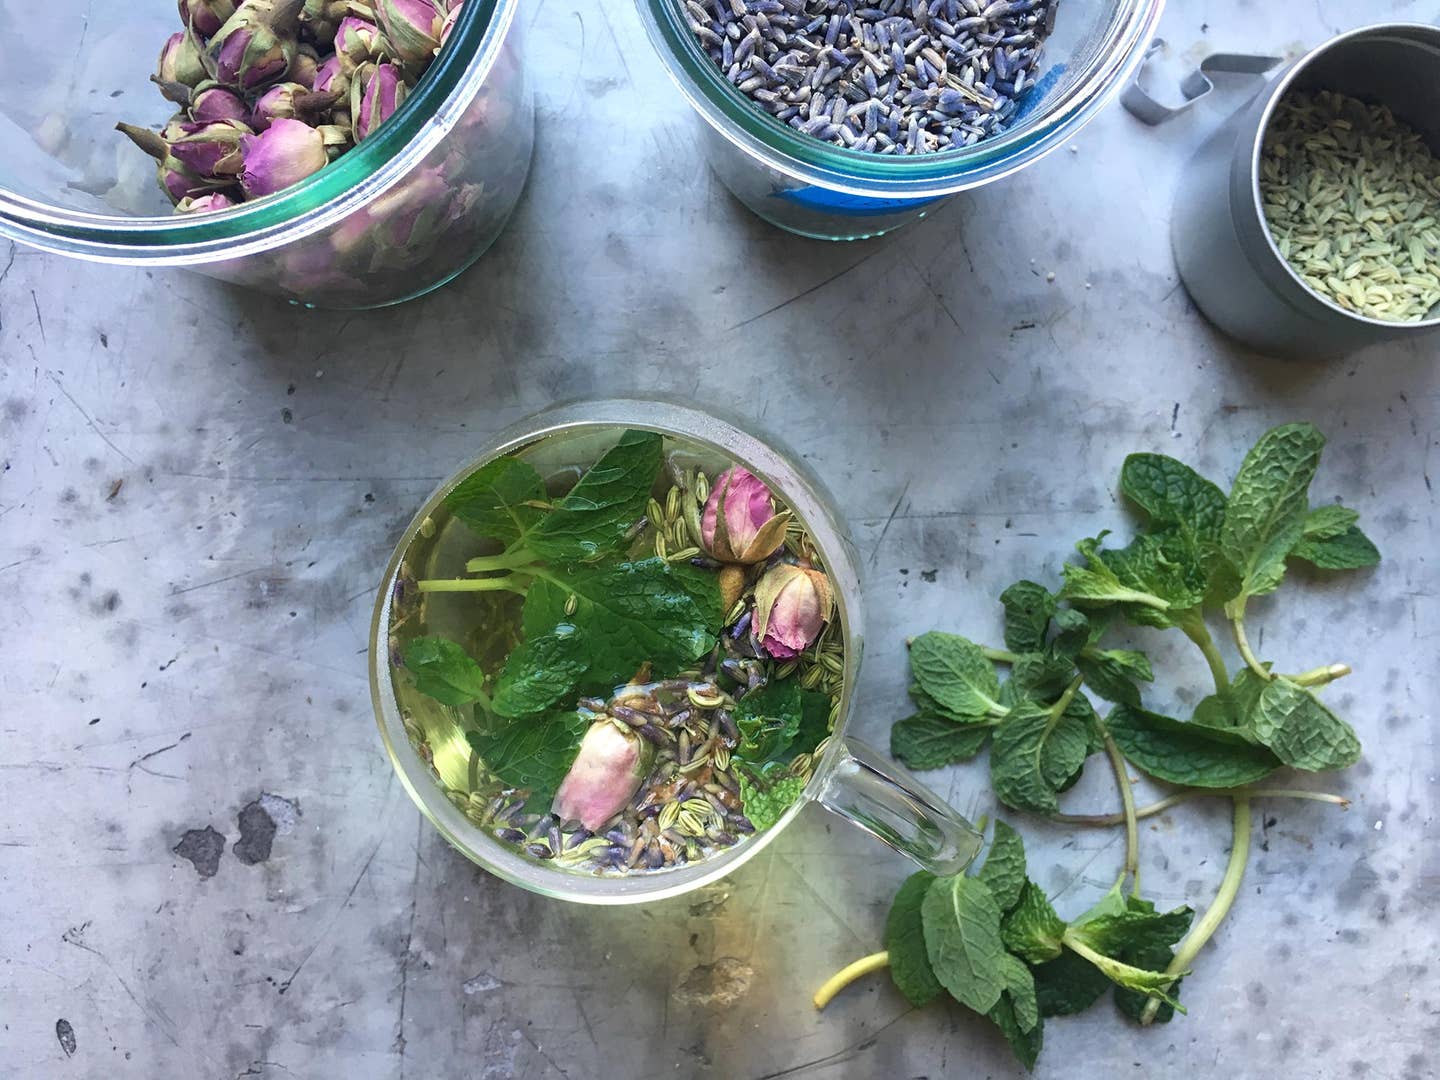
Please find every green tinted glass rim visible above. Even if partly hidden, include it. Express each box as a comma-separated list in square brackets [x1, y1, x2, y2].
[0, 0, 506, 251]
[644, 0, 1160, 191]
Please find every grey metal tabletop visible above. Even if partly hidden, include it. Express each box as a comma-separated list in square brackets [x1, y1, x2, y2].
[1, 1, 1437, 1078]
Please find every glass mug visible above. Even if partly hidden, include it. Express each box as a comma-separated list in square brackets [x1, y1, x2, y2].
[369, 399, 983, 903]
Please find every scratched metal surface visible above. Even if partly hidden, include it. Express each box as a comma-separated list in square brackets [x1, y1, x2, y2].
[1, 2, 1437, 1078]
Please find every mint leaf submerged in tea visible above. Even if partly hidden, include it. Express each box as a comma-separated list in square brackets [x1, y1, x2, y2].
[389, 428, 847, 874]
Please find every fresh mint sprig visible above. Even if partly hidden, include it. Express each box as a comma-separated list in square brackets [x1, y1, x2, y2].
[816, 423, 1378, 1064]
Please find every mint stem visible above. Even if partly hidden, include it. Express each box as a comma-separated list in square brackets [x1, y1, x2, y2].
[416, 575, 530, 595]
[1179, 615, 1231, 694]
[1286, 663, 1352, 688]
[465, 548, 540, 574]
[1139, 796, 1252, 1025]
[982, 646, 1020, 664]
[1055, 786, 1349, 826]
[1227, 603, 1271, 681]
[813, 951, 890, 1009]
[1099, 726, 1140, 894]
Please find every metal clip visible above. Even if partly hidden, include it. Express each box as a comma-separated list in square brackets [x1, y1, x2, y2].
[1121, 39, 1284, 126]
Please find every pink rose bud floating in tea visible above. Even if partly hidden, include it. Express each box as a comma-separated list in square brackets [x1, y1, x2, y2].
[552, 721, 654, 832]
[700, 466, 791, 609]
[752, 563, 833, 659]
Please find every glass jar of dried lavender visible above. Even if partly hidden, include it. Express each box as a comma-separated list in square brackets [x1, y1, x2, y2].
[637, 0, 1165, 240]
[0, 0, 532, 309]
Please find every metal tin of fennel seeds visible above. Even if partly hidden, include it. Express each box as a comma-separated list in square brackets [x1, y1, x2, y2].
[1260, 89, 1440, 322]
[684, 0, 1059, 155]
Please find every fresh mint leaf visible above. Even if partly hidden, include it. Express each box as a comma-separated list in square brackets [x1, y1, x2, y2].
[1050, 608, 1091, 658]
[1000, 581, 1056, 654]
[782, 690, 832, 762]
[1032, 950, 1111, 1017]
[1221, 423, 1326, 598]
[975, 820, 1028, 913]
[1107, 704, 1282, 787]
[444, 456, 546, 546]
[1300, 504, 1360, 540]
[1291, 525, 1381, 570]
[737, 766, 805, 832]
[989, 700, 1092, 815]
[1113, 939, 1184, 1024]
[1119, 452, 1227, 555]
[997, 952, 1040, 1033]
[909, 632, 1003, 720]
[467, 710, 588, 806]
[1077, 648, 1152, 707]
[522, 558, 721, 688]
[1000, 881, 1066, 963]
[885, 871, 943, 1007]
[1008, 651, 1078, 703]
[1067, 901, 1193, 957]
[987, 992, 1044, 1071]
[1058, 535, 1173, 618]
[491, 624, 587, 719]
[891, 714, 991, 770]
[920, 874, 1009, 1015]
[1250, 677, 1361, 772]
[1068, 946, 1184, 1011]
[734, 679, 802, 763]
[524, 430, 663, 563]
[1191, 667, 1268, 732]
[403, 636, 489, 706]
[1100, 530, 1208, 617]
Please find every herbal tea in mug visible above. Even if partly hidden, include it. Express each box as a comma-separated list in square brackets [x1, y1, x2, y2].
[384, 427, 845, 877]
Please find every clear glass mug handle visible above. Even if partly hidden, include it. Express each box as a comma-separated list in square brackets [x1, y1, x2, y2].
[813, 738, 985, 876]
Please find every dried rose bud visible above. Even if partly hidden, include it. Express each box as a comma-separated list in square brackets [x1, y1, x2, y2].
[116, 122, 230, 204]
[208, 0, 303, 90]
[334, 16, 389, 75]
[311, 55, 350, 97]
[351, 62, 406, 142]
[289, 44, 321, 88]
[251, 81, 335, 131]
[752, 563, 833, 659]
[552, 721, 653, 832]
[178, 0, 238, 37]
[176, 191, 238, 212]
[164, 117, 252, 177]
[157, 27, 209, 91]
[315, 122, 353, 160]
[701, 467, 791, 565]
[190, 83, 250, 123]
[239, 116, 328, 197]
[438, 2, 461, 49]
[376, 0, 444, 64]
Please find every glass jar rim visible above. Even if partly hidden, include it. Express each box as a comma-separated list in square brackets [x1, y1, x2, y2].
[636, 0, 1166, 198]
[0, 0, 516, 264]
[368, 398, 864, 904]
